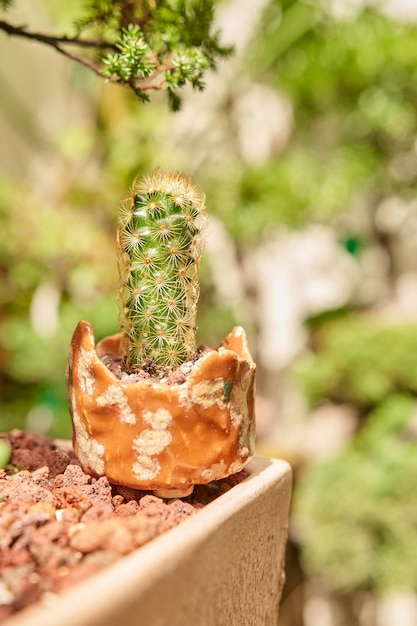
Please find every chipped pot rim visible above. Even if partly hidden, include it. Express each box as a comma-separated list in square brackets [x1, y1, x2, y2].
[72, 320, 255, 391]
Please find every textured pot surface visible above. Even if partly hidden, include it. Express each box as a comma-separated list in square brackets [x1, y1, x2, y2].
[5, 457, 292, 626]
[67, 321, 256, 493]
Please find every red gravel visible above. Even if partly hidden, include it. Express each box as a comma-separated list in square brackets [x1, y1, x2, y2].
[0, 430, 247, 620]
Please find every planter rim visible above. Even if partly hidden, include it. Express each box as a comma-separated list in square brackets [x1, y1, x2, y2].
[5, 457, 292, 626]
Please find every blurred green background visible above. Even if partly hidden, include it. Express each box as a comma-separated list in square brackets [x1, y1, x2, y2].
[2, 0, 417, 624]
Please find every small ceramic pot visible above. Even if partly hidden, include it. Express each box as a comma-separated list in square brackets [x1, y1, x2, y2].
[67, 321, 256, 497]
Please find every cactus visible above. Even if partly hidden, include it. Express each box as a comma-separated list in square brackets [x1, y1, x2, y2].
[117, 169, 207, 371]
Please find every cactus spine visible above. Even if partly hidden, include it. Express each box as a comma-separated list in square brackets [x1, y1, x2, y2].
[117, 169, 207, 371]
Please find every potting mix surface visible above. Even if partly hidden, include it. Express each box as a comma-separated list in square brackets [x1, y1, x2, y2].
[0, 430, 247, 620]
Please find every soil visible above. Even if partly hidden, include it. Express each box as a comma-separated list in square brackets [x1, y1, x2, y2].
[0, 429, 247, 620]
[99, 345, 211, 385]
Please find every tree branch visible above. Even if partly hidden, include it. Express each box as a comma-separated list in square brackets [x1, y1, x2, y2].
[52, 43, 106, 77]
[0, 19, 117, 50]
[0, 3, 232, 106]
[0, 18, 174, 93]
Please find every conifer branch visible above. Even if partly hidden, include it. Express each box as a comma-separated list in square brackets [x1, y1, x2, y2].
[0, 1, 234, 108]
[0, 19, 116, 50]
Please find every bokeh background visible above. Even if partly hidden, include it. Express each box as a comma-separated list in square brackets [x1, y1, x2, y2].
[2, 0, 417, 624]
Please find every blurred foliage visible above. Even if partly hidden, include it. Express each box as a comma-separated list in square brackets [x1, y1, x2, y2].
[293, 315, 417, 593]
[0, 439, 11, 468]
[294, 392, 417, 592]
[0, 171, 119, 437]
[296, 316, 417, 410]
[205, 2, 417, 243]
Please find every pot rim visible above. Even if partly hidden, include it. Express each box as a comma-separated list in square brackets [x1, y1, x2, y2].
[76, 320, 256, 390]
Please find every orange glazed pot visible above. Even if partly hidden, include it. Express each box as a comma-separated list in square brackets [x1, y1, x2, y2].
[67, 321, 256, 497]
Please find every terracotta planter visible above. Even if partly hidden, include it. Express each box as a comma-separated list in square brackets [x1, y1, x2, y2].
[5, 457, 292, 626]
[67, 320, 256, 497]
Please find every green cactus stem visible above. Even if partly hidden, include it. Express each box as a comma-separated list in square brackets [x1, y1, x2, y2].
[0, 439, 11, 470]
[117, 169, 207, 371]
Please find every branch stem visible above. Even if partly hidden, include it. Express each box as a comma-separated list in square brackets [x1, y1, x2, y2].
[0, 19, 117, 50]
[0, 18, 169, 92]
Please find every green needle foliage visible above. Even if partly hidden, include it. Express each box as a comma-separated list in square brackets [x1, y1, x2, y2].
[117, 169, 207, 370]
[0, 0, 232, 108]
[102, 24, 156, 85]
